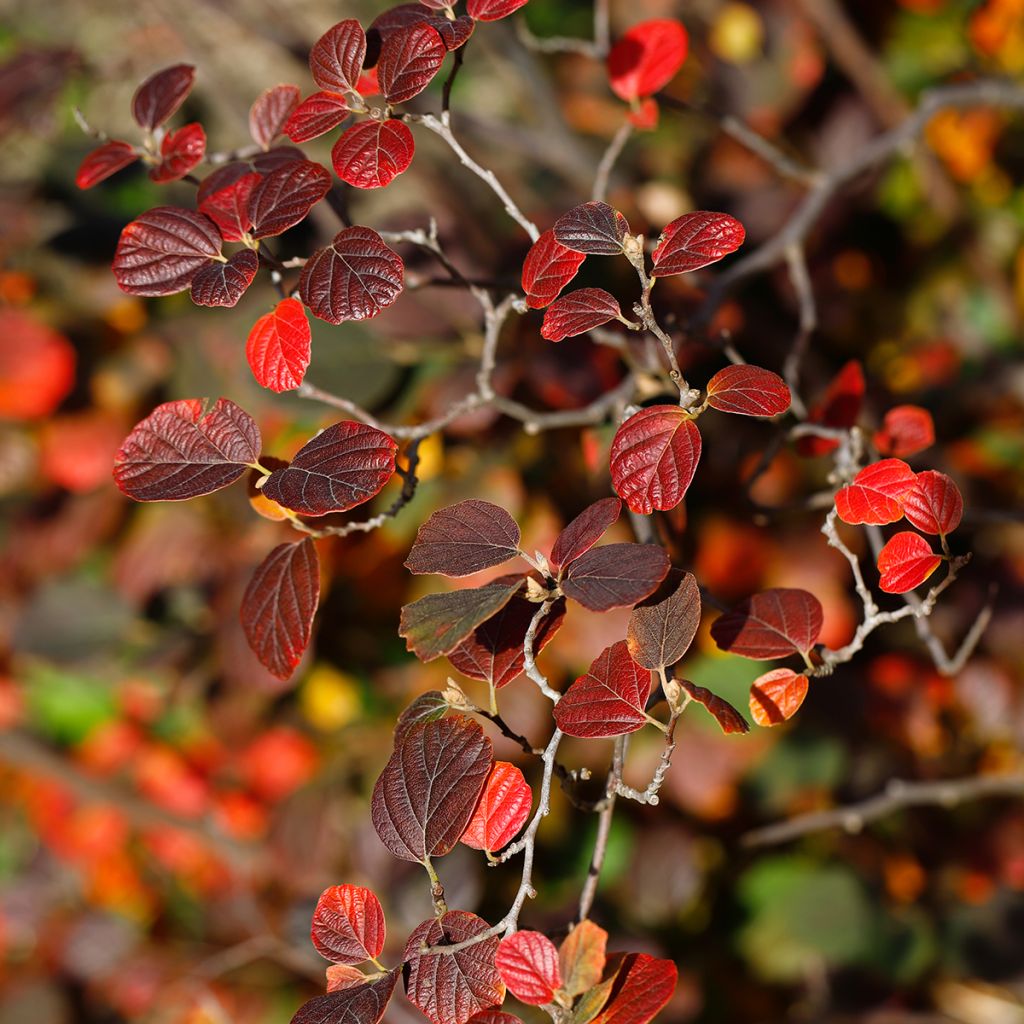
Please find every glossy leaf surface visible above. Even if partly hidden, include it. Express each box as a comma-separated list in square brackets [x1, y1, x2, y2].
[705, 364, 790, 417]
[248, 160, 332, 238]
[553, 202, 629, 255]
[467, 0, 530, 21]
[541, 288, 622, 342]
[378, 24, 446, 104]
[149, 122, 206, 183]
[198, 171, 259, 241]
[332, 119, 415, 189]
[521, 228, 586, 308]
[554, 640, 652, 738]
[311, 21, 367, 93]
[902, 470, 963, 536]
[877, 532, 942, 594]
[189, 249, 258, 308]
[76, 140, 137, 189]
[834, 459, 916, 526]
[394, 691, 450, 744]
[250, 83, 301, 149]
[460, 761, 532, 854]
[591, 953, 678, 1024]
[651, 210, 744, 277]
[132, 63, 195, 130]
[291, 970, 399, 1024]
[285, 91, 352, 143]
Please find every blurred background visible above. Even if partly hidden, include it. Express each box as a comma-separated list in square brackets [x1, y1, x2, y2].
[1, 0, 1024, 1021]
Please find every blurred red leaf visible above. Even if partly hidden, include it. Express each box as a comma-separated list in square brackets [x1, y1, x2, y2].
[550, 497, 621, 570]
[705, 364, 790, 417]
[132, 63, 195, 130]
[554, 201, 629, 255]
[250, 83, 301, 149]
[311, 21, 368, 93]
[710, 587, 823, 659]
[495, 931, 562, 1005]
[541, 288, 622, 342]
[378, 24, 446, 104]
[554, 640, 652, 738]
[561, 542, 669, 611]
[521, 228, 587, 308]
[246, 297, 312, 393]
[311, 885, 386, 965]
[591, 953, 678, 1024]
[189, 249, 258, 307]
[149, 122, 206, 182]
[248, 160, 332, 238]
[834, 458, 916, 526]
[460, 761, 532, 854]
[0, 309, 75, 421]
[873, 404, 935, 458]
[332, 118, 415, 189]
[749, 668, 809, 726]
[291, 969, 399, 1024]
[285, 91, 352, 142]
[651, 211, 744, 277]
[607, 20, 688, 101]
[877, 532, 942, 594]
[680, 680, 750, 734]
[902, 470, 963, 536]
[627, 570, 700, 670]
[76, 139, 137, 189]
[405, 500, 521, 576]
[796, 360, 864, 457]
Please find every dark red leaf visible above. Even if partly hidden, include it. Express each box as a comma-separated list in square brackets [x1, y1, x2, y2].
[371, 716, 493, 862]
[553, 201, 629, 256]
[248, 160, 332, 238]
[332, 118, 415, 189]
[466, 1013, 521, 1024]
[198, 171, 259, 241]
[403, 912, 505, 1024]
[189, 249, 258, 308]
[626, 569, 700, 670]
[197, 161, 251, 203]
[378, 24, 446, 104]
[241, 538, 320, 679]
[705, 364, 790, 417]
[405, 500, 521, 576]
[495, 932, 562, 1006]
[554, 640, 652, 738]
[148, 122, 206, 183]
[311, 885, 386, 965]
[394, 691, 450, 743]
[796, 360, 865, 457]
[521, 228, 586, 309]
[550, 497, 621, 571]
[873, 404, 935, 458]
[433, 15, 476, 50]
[300, 226, 404, 323]
[607, 20, 688, 101]
[561, 543, 669, 612]
[902, 470, 963, 536]
[285, 91, 352, 143]
[112, 206, 222, 297]
[247, 297, 311, 392]
[250, 83, 301, 149]
[367, 6, 473, 55]
[749, 668, 808, 727]
[113, 397, 260, 501]
[311, 21, 368, 93]
[559, 921, 607, 999]
[132, 63, 195, 131]
[541, 288, 621, 342]
[460, 760, 532, 854]
[467, 0, 529, 21]
[253, 145, 307, 172]
[591, 953, 677, 1024]
[650, 210, 744, 277]
[679, 680, 749, 734]
[75, 140, 137, 189]
[291, 970, 399, 1024]
[261, 420, 398, 516]
[710, 588, 823, 659]
[609, 405, 701, 515]
[877, 532, 942, 594]
[834, 458, 916, 526]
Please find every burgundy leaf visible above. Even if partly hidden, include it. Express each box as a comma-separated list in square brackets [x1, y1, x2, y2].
[311, 20, 368, 93]
[371, 716, 493, 862]
[311, 884, 386, 965]
[902, 470, 963, 536]
[189, 249, 258, 308]
[75, 140, 137, 189]
[650, 210, 744, 277]
[710, 588, 823, 659]
[291, 970, 399, 1024]
[466, 1014, 521, 1024]
[197, 161, 251, 203]
[541, 287, 622, 342]
[550, 497, 622, 571]
[285, 91, 352, 143]
[561, 543, 669, 612]
[591, 953, 677, 1024]
[679, 680, 749, 735]
[131, 63, 195, 131]
[246, 297, 311, 393]
[198, 171, 259, 241]
[332, 118, 415, 189]
[394, 691, 450, 744]
[378, 24, 446, 104]
[521, 228, 586, 308]
[553, 201, 629, 256]
[432, 15, 476, 50]
[241, 538, 320, 679]
[626, 569, 700, 670]
[467, 0, 529, 20]
[261, 420, 398, 516]
[705, 364, 790, 417]
[460, 760, 532, 854]
[368, 6, 473, 55]
[253, 145, 308, 172]
[495, 931, 562, 1006]
[250, 83, 301, 149]
[248, 160, 332, 238]
[113, 397, 260, 501]
[405, 500, 521, 576]
[300, 226, 404, 323]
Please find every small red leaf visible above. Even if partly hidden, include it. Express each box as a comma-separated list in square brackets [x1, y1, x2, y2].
[521, 229, 586, 309]
[378, 24, 446, 104]
[749, 668, 809, 727]
[705, 364, 790, 417]
[325, 964, 369, 993]
[76, 140, 137, 189]
[710, 588, 823, 659]
[591, 953, 677, 1024]
[679, 680, 750, 734]
[460, 760, 532, 854]
[796, 360, 865, 457]
[553, 640, 652, 738]
[902, 470, 963, 536]
[148, 122, 206, 183]
[609, 405, 701, 515]
[877, 532, 942, 594]
[834, 458, 916, 526]
[198, 171, 259, 241]
[250, 84, 301, 150]
[467, 0, 529, 21]
[495, 931, 562, 1005]
[189, 249, 258, 308]
[553, 201, 629, 256]
[559, 920, 608, 999]
[311, 20, 368, 93]
[248, 160, 332, 238]
[311, 885, 386, 965]
[132, 64, 195, 131]
[541, 288, 622, 342]
[300, 226, 404, 323]
[627, 570, 700, 670]
[246, 298, 312, 392]
[550, 497, 621, 571]
[291, 970, 399, 1024]
[405, 500, 521, 576]
[607, 20, 688, 101]
[332, 118, 415, 189]
[561, 543, 669, 612]
[285, 91, 352, 143]
[651, 210, 744, 277]
[261, 420, 398, 516]
[241, 538, 320, 679]
[873, 404, 935, 458]
[113, 397, 260, 501]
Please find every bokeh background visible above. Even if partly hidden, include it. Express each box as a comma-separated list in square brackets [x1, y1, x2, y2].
[2, 0, 1024, 1021]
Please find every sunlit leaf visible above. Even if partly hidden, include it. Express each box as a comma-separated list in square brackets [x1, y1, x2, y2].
[705, 364, 789, 417]
[559, 920, 608, 999]
[378, 24, 446, 104]
[872, 404, 935, 458]
[550, 497, 622, 571]
[541, 288, 622, 342]
[495, 931, 562, 1005]
[467, 0, 529, 21]
[460, 761, 532, 854]
[710, 588, 823, 659]
[394, 691, 450, 743]
[680, 680, 749, 734]
[332, 119, 415, 189]
[749, 668, 809, 727]
[198, 171, 259, 241]
[521, 228, 586, 309]
[626, 570, 700, 670]
[607, 20, 687, 101]
[311, 884, 386, 965]
[877, 532, 942, 594]
[590, 953, 677, 1024]
[901, 470, 963, 536]
[76, 140, 138, 189]
[149, 122, 206, 183]
[285, 91, 352, 143]
[246, 297, 312, 393]
[834, 459, 916, 526]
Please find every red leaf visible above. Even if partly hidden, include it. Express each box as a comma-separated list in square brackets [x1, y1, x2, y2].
[248, 160, 332, 238]
[404, 911, 505, 1024]
[0, 310, 75, 421]
[368, 7, 472, 54]
[311, 885, 386, 965]
[254, 145, 307, 172]
[554, 640, 652, 738]
[710, 588, 823, 659]
[495, 931, 562, 1005]
[113, 397, 260, 501]
[448, 593, 566, 690]
[651, 210, 744, 277]
[562, 543, 669, 612]
[300, 226, 404, 323]
[332, 118, 415, 189]
[378, 24, 446, 104]
[705, 364, 790, 417]
[877, 532, 942, 594]
[521, 229, 586, 309]
[591, 953, 677, 1024]
[559, 921, 607, 999]
[113, 206, 222, 297]
[311, 21, 368, 93]
[609, 405, 701, 515]
[250, 84, 301, 150]
[76, 140, 137, 189]
[902, 470, 963, 536]
[627, 570, 700, 670]
[607, 20, 688, 101]
[291, 970, 399, 1024]
[432, 15, 476, 50]
[873, 404, 935, 458]
[372, 716, 493, 862]
[189, 249, 258, 308]
[285, 91, 352, 143]
[405, 500, 521, 576]
[466, 1013, 521, 1024]
[679, 680, 749, 734]
[198, 161, 251, 203]
[261, 420, 398, 516]
[749, 668, 809, 727]
[541, 288, 622, 342]
[198, 172, 259, 241]
[241, 538, 320, 679]
[550, 497, 621, 571]
[247, 298, 311, 392]
[796, 360, 864, 457]
[834, 458, 916, 526]
[149, 122, 206, 183]
[325, 965, 369, 993]
[467, 0, 529, 21]
[460, 760, 532, 854]
[132, 63, 195, 131]
[553, 201, 629, 256]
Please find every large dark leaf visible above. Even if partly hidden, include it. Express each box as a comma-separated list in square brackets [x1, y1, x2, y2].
[561, 543, 669, 611]
[310, 20, 368, 93]
[248, 160, 332, 238]
[553, 202, 629, 256]
[405, 500, 521, 577]
[371, 716, 493, 862]
[549, 497, 621, 571]
[189, 249, 258, 308]
[131, 63, 195, 130]
[291, 970, 399, 1024]
[377, 24, 446, 104]
[626, 570, 700, 670]
[710, 588, 823, 660]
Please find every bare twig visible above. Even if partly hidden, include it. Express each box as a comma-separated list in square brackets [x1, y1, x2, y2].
[577, 736, 624, 922]
[592, 120, 634, 202]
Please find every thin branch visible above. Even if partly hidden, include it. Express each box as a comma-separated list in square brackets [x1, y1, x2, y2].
[782, 243, 815, 420]
[592, 120, 634, 203]
[522, 601, 563, 704]
[577, 736, 624, 923]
